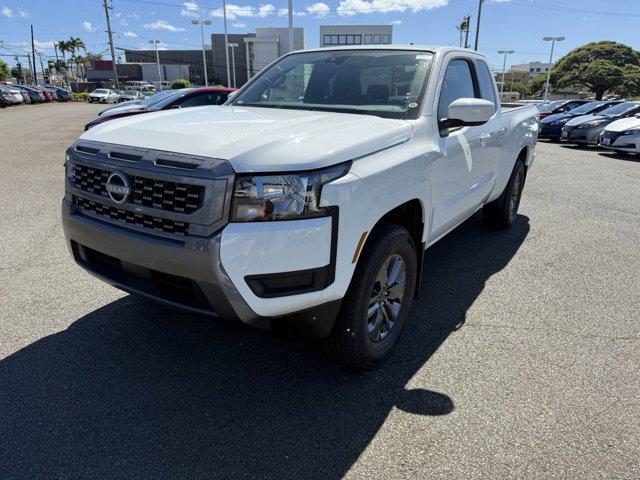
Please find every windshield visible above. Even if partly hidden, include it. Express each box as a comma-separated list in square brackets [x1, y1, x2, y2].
[599, 102, 639, 117]
[141, 89, 178, 106]
[93, 89, 109, 94]
[231, 49, 433, 119]
[539, 100, 564, 112]
[148, 89, 192, 109]
[569, 102, 605, 115]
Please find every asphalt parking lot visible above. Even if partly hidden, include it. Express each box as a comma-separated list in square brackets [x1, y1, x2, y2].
[1, 102, 639, 479]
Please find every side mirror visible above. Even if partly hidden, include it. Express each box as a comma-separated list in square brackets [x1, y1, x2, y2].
[441, 98, 495, 129]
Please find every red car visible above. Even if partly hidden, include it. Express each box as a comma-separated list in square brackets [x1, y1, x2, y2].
[85, 87, 236, 130]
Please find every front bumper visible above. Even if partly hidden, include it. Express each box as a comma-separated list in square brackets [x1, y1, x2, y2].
[561, 126, 603, 145]
[539, 123, 564, 139]
[61, 141, 342, 336]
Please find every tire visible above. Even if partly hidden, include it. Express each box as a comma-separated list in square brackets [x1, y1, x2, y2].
[483, 158, 525, 229]
[325, 223, 417, 370]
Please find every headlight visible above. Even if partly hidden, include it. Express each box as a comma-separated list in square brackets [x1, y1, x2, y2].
[231, 163, 350, 221]
[621, 129, 640, 136]
[582, 121, 605, 128]
[551, 118, 570, 126]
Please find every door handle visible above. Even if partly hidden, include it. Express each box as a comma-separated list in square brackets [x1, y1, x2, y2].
[480, 133, 491, 140]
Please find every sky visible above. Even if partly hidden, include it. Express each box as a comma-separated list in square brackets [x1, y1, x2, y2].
[1, 0, 640, 73]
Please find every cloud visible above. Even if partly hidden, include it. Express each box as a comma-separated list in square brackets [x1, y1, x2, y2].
[277, 7, 306, 17]
[210, 3, 276, 20]
[120, 19, 129, 26]
[336, 0, 448, 16]
[143, 20, 186, 32]
[83, 21, 99, 33]
[181, 1, 200, 17]
[232, 22, 247, 28]
[2, 6, 29, 18]
[122, 31, 138, 38]
[307, 2, 330, 17]
[390, 19, 402, 24]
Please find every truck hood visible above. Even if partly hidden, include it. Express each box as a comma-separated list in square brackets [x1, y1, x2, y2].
[604, 116, 640, 132]
[79, 105, 413, 172]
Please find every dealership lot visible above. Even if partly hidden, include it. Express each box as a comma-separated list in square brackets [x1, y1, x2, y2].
[1, 102, 639, 478]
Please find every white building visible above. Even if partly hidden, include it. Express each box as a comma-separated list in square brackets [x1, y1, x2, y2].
[511, 61, 553, 81]
[244, 27, 304, 79]
[319, 25, 393, 47]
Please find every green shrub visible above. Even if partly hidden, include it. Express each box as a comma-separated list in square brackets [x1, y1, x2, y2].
[72, 92, 90, 102]
[171, 78, 191, 89]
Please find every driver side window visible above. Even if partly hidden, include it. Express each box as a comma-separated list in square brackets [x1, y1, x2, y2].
[437, 59, 477, 122]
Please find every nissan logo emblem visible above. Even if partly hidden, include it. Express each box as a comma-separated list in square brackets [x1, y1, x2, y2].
[105, 171, 131, 205]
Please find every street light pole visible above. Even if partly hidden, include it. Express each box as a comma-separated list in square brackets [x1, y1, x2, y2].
[149, 39, 163, 91]
[228, 43, 238, 88]
[543, 36, 565, 100]
[497, 49, 514, 93]
[192, 18, 212, 86]
[222, 0, 231, 87]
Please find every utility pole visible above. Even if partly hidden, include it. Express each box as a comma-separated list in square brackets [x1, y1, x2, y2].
[30, 25, 38, 85]
[102, 0, 120, 89]
[222, 0, 231, 87]
[464, 15, 471, 49]
[543, 36, 565, 100]
[287, 0, 294, 53]
[474, 0, 483, 51]
[37, 52, 46, 84]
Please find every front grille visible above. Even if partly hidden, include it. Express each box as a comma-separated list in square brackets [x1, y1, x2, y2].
[70, 162, 205, 214]
[73, 195, 189, 236]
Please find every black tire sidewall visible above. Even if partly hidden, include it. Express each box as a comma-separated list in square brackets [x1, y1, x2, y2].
[355, 227, 417, 362]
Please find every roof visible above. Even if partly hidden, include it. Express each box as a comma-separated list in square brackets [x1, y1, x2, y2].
[290, 44, 484, 57]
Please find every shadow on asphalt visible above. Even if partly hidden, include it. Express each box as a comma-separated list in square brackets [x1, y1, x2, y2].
[598, 151, 640, 163]
[1, 212, 529, 479]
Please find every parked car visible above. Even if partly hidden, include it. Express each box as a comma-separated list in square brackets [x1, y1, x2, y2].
[117, 90, 144, 103]
[539, 100, 622, 141]
[561, 101, 640, 145]
[85, 87, 235, 130]
[599, 115, 640, 155]
[45, 85, 73, 102]
[64, 46, 539, 369]
[0, 86, 24, 106]
[13, 85, 46, 103]
[88, 89, 119, 104]
[15, 88, 31, 104]
[34, 87, 53, 102]
[537, 99, 593, 119]
[98, 89, 176, 116]
[35, 86, 58, 101]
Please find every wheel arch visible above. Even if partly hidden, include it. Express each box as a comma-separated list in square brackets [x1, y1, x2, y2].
[358, 199, 426, 298]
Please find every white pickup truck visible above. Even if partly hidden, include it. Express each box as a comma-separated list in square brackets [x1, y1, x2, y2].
[62, 46, 538, 369]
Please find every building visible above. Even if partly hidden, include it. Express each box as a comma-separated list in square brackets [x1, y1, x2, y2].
[319, 25, 393, 48]
[243, 27, 304, 81]
[87, 60, 189, 84]
[511, 61, 553, 82]
[210, 33, 255, 88]
[124, 49, 208, 85]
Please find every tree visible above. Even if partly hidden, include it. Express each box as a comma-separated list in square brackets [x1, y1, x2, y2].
[0, 59, 10, 81]
[171, 78, 191, 89]
[614, 65, 640, 99]
[509, 82, 531, 98]
[548, 41, 640, 100]
[529, 72, 549, 96]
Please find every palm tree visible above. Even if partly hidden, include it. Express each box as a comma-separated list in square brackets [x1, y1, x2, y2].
[66, 37, 87, 80]
[57, 40, 72, 84]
